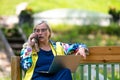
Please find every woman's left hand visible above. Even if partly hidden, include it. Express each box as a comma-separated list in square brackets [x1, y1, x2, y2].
[75, 48, 86, 59]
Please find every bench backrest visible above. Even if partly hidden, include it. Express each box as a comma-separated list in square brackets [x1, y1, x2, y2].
[11, 46, 120, 80]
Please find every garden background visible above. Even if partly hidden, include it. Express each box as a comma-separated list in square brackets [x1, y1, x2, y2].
[0, 0, 120, 80]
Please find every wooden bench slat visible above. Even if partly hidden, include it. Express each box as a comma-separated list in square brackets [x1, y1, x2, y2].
[80, 55, 120, 63]
[89, 46, 120, 54]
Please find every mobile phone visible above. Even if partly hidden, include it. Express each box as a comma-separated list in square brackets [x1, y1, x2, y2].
[31, 35, 39, 44]
[32, 35, 39, 51]
[34, 35, 39, 44]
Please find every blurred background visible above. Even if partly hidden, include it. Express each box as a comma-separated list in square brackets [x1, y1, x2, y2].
[0, 0, 120, 80]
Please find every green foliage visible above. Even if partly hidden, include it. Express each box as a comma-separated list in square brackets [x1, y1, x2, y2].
[108, 71, 120, 80]
[20, 23, 120, 46]
[2, 23, 120, 46]
[1, 27, 21, 38]
[0, 75, 10, 80]
[98, 66, 120, 80]
[18, 24, 33, 38]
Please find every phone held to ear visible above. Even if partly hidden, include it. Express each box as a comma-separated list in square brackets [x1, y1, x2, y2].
[31, 35, 39, 52]
[32, 35, 39, 44]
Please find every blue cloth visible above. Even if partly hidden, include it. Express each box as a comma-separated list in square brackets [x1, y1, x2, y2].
[32, 68, 72, 80]
[32, 49, 72, 80]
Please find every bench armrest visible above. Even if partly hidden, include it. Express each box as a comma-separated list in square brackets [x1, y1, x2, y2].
[11, 56, 22, 80]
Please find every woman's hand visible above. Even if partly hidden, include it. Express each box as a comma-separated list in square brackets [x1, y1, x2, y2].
[28, 33, 37, 46]
[75, 48, 86, 59]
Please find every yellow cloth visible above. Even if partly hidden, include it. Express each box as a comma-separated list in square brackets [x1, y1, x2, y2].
[23, 42, 65, 80]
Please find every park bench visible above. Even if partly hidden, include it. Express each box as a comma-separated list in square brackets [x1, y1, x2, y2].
[11, 46, 120, 80]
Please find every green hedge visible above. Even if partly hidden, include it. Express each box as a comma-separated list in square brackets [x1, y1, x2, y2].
[1, 24, 120, 46]
[19, 24, 120, 46]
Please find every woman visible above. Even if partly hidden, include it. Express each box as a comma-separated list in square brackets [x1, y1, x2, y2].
[20, 21, 89, 80]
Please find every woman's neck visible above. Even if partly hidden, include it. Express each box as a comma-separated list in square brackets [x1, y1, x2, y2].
[39, 41, 51, 51]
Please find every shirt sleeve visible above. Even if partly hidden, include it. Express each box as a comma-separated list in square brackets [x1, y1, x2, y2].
[20, 43, 32, 71]
[61, 42, 89, 55]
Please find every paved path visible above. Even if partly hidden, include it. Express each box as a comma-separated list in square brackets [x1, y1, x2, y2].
[0, 38, 11, 78]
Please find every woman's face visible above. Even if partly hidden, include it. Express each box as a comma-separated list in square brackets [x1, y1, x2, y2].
[34, 23, 50, 42]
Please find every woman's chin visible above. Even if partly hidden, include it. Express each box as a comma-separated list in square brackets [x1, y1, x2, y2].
[39, 39, 45, 42]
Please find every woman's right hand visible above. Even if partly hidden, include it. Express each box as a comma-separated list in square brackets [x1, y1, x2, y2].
[28, 33, 37, 46]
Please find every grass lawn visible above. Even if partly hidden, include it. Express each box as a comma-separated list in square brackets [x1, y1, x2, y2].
[0, 0, 120, 16]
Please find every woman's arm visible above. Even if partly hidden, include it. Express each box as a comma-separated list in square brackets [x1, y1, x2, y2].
[20, 33, 38, 71]
[62, 43, 89, 58]
[20, 43, 32, 71]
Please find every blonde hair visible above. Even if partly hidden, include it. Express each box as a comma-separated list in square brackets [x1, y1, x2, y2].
[33, 21, 52, 38]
